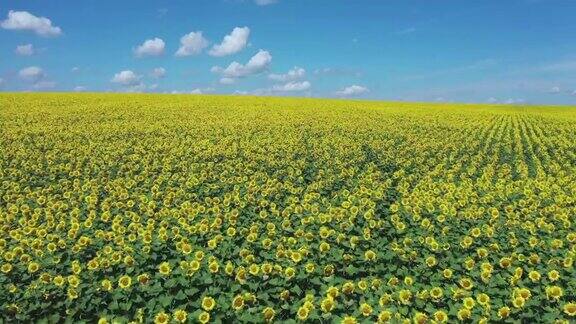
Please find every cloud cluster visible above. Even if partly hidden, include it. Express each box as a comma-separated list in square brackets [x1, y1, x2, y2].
[18, 66, 56, 89]
[271, 81, 311, 92]
[268, 67, 305, 82]
[487, 97, 525, 105]
[111, 70, 147, 92]
[15, 44, 35, 56]
[151, 67, 166, 79]
[1, 10, 62, 37]
[212, 50, 272, 83]
[254, 0, 278, 5]
[19, 66, 45, 83]
[190, 87, 215, 94]
[336, 85, 369, 96]
[134, 38, 165, 57]
[111, 70, 141, 86]
[209, 27, 250, 57]
[175, 31, 209, 57]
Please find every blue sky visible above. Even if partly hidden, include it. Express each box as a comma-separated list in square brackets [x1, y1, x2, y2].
[1, 0, 576, 104]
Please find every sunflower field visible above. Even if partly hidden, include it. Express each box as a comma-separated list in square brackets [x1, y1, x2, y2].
[0, 93, 575, 323]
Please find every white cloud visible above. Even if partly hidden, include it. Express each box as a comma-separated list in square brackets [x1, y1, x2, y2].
[190, 87, 215, 94]
[314, 67, 362, 78]
[1, 10, 62, 37]
[111, 70, 141, 86]
[0, 78, 4, 87]
[134, 38, 165, 57]
[255, 0, 278, 5]
[33, 81, 56, 89]
[175, 31, 209, 57]
[503, 98, 525, 104]
[15, 44, 35, 56]
[219, 77, 236, 85]
[151, 67, 166, 78]
[213, 50, 272, 81]
[336, 85, 369, 96]
[74, 86, 86, 92]
[272, 81, 311, 92]
[536, 61, 576, 73]
[123, 84, 147, 93]
[19, 66, 45, 82]
[268, 67, 305, 82]
[395, 27, 416, 35]
[488, 97, 526, 105]
[71, 67, 80, 73]
[209, 27, 250, 57]
[549, 86, 561, 93]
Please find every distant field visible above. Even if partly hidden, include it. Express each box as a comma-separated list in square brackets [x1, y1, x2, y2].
[1, 93, 575, 323]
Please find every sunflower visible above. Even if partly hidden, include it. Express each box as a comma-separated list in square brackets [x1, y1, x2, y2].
[53, 275, 65, 287]
[425, 256, 437, 267]
[249, 264, 260, 276]
[516, 288, 531, 300]
[326, 286, 339, 298]
[377, 310, 392, 323]
[291, 251, 303, 263]
[359, 302, 372, 316]
[28, 261, 40, 273]
[118, 275, 132, 289]
[398, 289, 412, 305]
[232, 295, 244, 310]
[499, 257, 512, 268]
[563, 302, 576, 317]
[198, 311, 210, 324]
[202, 296, 216, 311]
[262, 307, 275, 322]
[404, 276, 414, 286]
[463, 297, 475, 310]
[546, 286, 563, 301]
[158, 262, 171, 276]
[173, 309, 187, 323]
[319, 242, 330, 253]
[321, 297, 335, 313]
[433, 310, 448, 323]
[67, 288, 79, 300]
[528, 270, 541, 282]
[190, 260, 201, 271]
[358, 280, 368, 291]
[137, 273, 150, 285]
[1, 264, 13, 274]
[457, 308, 471, 321]
[548, 270, 560, 282]
[413, 312, 427, 324]
[364, 250, 376, 261]
[342, 282, 355, 295]
[225, 261, 234, 275]
[284, 267, 295, 279]
[341, 316, 357, 324]
[476, 293, 490, 307]
[181, 243, 192, 255]
[208, 261, 219, 273]
[459, 278, 473, 290]
[430, 287, 443, 300]
[297, 305, 310, 320]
